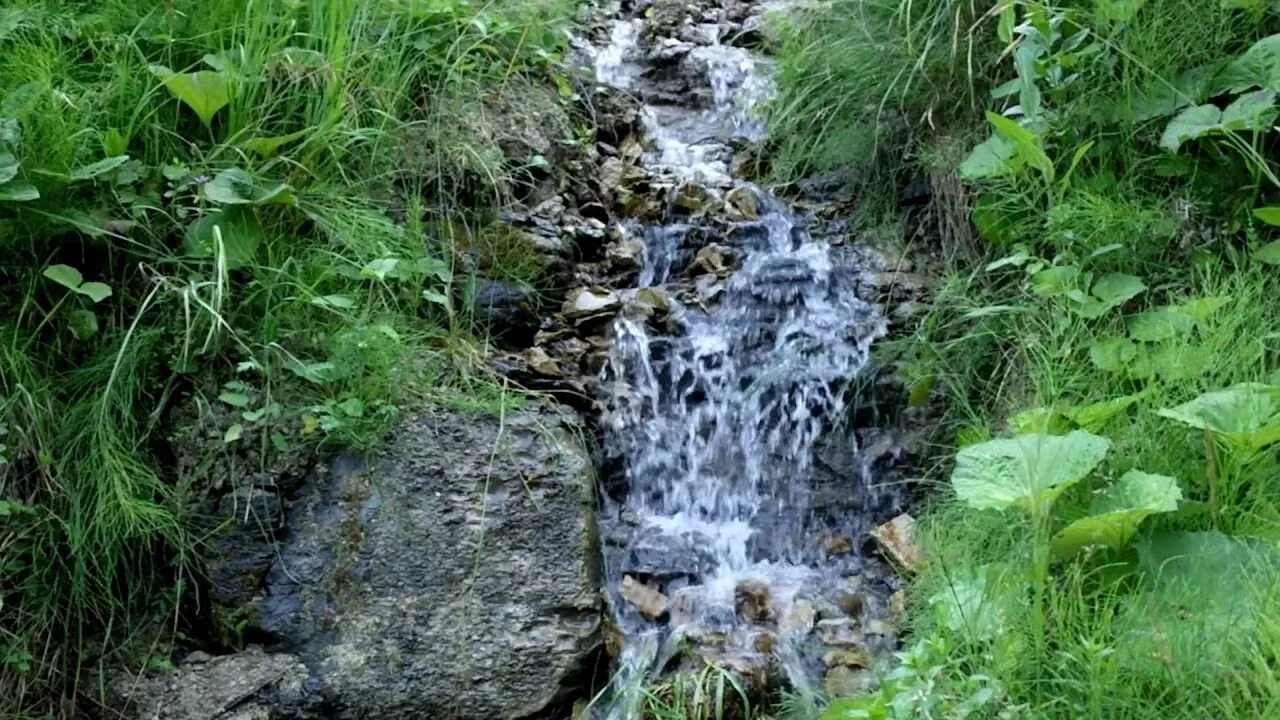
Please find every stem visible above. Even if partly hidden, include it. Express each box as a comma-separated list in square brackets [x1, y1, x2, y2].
[1203, 428, 1220, 530]
[1030, 502, 1051, 652]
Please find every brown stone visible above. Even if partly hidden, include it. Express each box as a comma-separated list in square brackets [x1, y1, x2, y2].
[870, 513, 925, 573]
[752, 631, 777, 653]
[735, 579, 773, 622]
[834, 589, 865, 619]
[779, 599, 816, 636]
[620, 575, 669, 621]
[724, 186, 758, 220]
[822, 535, 853, 556]
[823, 648, 872, 669]
[824, 666, 875, 697]
[815, 618, 862, 646]
[889, 590, 906, 623]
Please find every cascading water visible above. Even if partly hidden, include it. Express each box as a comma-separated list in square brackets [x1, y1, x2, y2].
[584, 1, 907, 714]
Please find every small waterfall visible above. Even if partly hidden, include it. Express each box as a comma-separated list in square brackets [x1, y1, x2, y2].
[585, 1, 904, 713]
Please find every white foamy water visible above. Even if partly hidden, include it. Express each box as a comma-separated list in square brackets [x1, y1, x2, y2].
[587, 2, 893, 713]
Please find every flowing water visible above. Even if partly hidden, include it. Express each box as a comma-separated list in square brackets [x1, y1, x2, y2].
[586, 2, 902, 714]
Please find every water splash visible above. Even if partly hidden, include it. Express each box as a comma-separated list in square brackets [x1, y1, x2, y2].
[587, 1, 896, 713]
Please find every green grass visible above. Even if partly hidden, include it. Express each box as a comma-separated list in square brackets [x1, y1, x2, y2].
[0, 0, 577, 714]
[768, 1, 1280, 718]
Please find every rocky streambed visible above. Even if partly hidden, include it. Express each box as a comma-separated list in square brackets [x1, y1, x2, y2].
[113, 1, 934, 718]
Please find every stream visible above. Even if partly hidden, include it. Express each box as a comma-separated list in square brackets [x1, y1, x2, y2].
[583, 0, 910, 714]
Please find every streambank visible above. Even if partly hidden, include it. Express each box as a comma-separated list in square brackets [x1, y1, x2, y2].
[111, 2, 936, 718]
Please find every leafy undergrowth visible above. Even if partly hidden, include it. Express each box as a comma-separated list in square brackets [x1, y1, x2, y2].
[0, 0, 580, 715]
[767, 1, 1280, 719]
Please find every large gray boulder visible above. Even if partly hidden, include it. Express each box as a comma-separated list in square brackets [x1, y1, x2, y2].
[256, 403, 603, 719]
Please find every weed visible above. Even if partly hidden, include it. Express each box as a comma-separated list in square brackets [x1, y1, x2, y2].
[0, 0, 577, 714]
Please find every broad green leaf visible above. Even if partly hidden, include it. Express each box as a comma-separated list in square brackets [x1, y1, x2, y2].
[218, 391, 250, 407]
[310, 294, 356, 309]
[204, 168, 295, 205]
[1253, 207, 1280, 226]
[67, 309, 98, 340]
[337, 397, 365, 417]
[0, 150, 17, 183]
[1030, 265, 1080, 297]
[1215, 33, 1280, 94]
[0, 179, 38, 201]
[1220, 89, 1277, 130]
[0, 116, 19, 144]
[224, 423, 244, 443]
[77, 281, 112, 303]
[951, 431, 1111, 512]
[1089, 337, 1138, 374]
[1075, 273, 1145, 318]
[422, 289, 450, 306]
[1157, 383, 1280, 453]
[101, 128, 128, 157]
[417, 256, 452, 283]
[1127, 308, 1195, 341]
[928, 564, 1024, 642]
[184, 208, 263, 269]
[986, 111, 1053, 181]
[959, 133, 1017, 179]
[1050, 471, 1182, 560]
[1160, 104, 1222, 151]
[362, 258, 400, 280]
[1064, 394, 1140, 431]
[1222, 0, 1266, 9]
[1175, 295, 1229, 323]
[240, 129, 307, 158]
[149, 65, 231, 127]
[1009, 407, 1072, 435]
[43, 264, 83, 290]
[1254, 241, 1280, 264]
[1118, 531, 1279, 673]
[1123, 62, 1223, 123]
[1151, 344, 1212, 381]
[69, 155, 129, 181]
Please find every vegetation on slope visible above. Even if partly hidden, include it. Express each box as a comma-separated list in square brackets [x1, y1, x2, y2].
[0, 0, 579, 715]
[768, 1, 1280, 718]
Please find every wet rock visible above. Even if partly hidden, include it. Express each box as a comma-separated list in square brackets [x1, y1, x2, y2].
[254, 405, 601, 719]
[472, 278, 539, 349]
[606, 235, 646, 271]
[780, 599, 816, 636]
[734, 580, 773, 622]
[598, 157, 626, 198]
[672, 181, 713, 212]
[688, 244, 733, 276]
[822, 535, 854, 557]
[823, 648, 872, 669]
[889, 591, 906, 624]
[207, 488, 284, 606]
[565, 287, 623, 319]
[825, 666, 875, 697]
[586, 84, 641, 146]
[834, 589, 865, 619]
[621, 575, 670, 621]
[816, 618, 863, 647]
[724, 186, 759, 221]
[111, 647, 312, 720]
[870, 513, 926, 573]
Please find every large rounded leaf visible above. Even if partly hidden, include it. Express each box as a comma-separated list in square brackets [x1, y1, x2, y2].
[1157, 383, 1280, 453]
[1050, 471, 1182, 560]
[950, 431, 1112, 512]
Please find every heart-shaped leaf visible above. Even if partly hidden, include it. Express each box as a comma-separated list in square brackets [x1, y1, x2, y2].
[1254, 241, 1280, 265]
[203, 168, 295, 206]
[150, 65, 232, 127]
[928, 563, 1025, 642]
[78, 281, 112, 303]
[951, 431, 1112, 513]
[1161, 104, 1222, 151]
[1127, 308, 1195, 341]
[43, 264, 84, 290]
[1157, 383, 1280, 453]
[1050, 470, 1182, 560]
[1074, 273, 1146, 318]
[960, 133, 1018, 180]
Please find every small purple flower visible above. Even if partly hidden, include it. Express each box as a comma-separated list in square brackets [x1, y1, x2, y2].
[193, 174, 210, 186]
